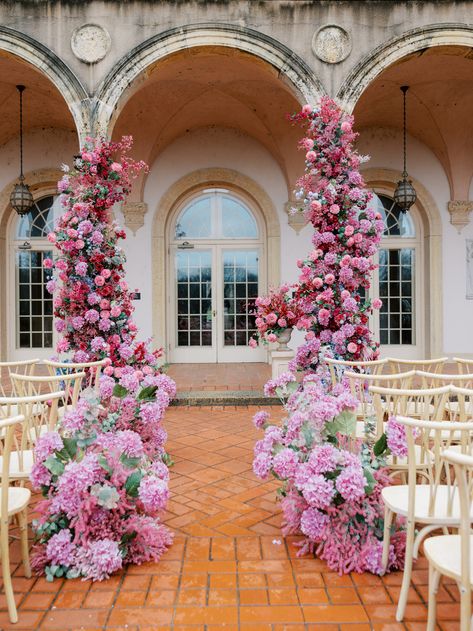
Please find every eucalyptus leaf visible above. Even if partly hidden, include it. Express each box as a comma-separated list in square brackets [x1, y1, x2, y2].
[120, 454, 141, 469]
[44, 456, 65, 477]
[326, 410, 357, 436]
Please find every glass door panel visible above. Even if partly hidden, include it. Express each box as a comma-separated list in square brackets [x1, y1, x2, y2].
[172, 249, 216, 362]
[378, 247, 415, 346]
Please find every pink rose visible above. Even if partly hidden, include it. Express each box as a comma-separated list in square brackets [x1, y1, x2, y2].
[313, 277, 323, 289]
[329, 204, 340, 214]
[265, 313, 277, 325]
[110, 306, 121, 318]
[119, 280, 128, 291]
[324, 274, 335, 285]
[110, 162, 122, 172]
[104, 366, 114, 376]
[47, 233, 56, 243]
[267, 333, 277, 343]
[75, 239, 85, 249]
[341, 121, 351, 132]
[249, 338, 258, 348]
[102, 269, 111, 279]
[100, 299, 110, 309]
[302, 138, 313, 150]
[347, 342, 358, 354]
[318, 308, 330, 326]
[95, 275, 105, 286]
[345, 225, 354, 236]
[306, 151, 317, 162]
[277, 318, 287, 328]
[373, 298, 383, 309]
[302, 104, 312, 114]
[43, 258, 53, 269]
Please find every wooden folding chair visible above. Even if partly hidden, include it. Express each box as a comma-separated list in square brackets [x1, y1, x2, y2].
[325, 357, 387, 385]
[0, 359, 39, 397]
[386, 357, 449, 374]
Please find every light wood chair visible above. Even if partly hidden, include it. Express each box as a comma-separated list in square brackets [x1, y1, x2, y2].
[386, 357, 449, 374]
[325, 357, 387, 385]
[424, 449, 473, 631]
[10, 372, 86, 422]
[344, 370, 416, 439]
[42, 358, 106, 391]
[454, 357, 473, 375]
[415, 374, 473, 420]
[0, 414, 31, 624]
[381, 416, 473, 622]
[0, 359, 39, 397]
[0, 391, 65, 482]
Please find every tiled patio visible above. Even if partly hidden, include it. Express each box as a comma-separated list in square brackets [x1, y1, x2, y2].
[166, 364, 271, 393]
[1, 405, 461, 630]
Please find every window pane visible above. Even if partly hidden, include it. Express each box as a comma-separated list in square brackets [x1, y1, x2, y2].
[221, 196, 258, 239]
[16, 196, 55, 239]
[376, 194, 415, 238]
[16, 250, 53, 349]
[175, 196, 212, 239]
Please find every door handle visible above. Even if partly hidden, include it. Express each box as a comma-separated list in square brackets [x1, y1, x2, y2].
[213, 310, 216, 318]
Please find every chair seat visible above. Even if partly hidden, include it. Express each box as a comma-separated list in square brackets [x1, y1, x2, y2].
[424, 535, 473, 585]
[382, 484, 467, 525]
[0, 486, 31, 516]
[0, 450, 34, 480]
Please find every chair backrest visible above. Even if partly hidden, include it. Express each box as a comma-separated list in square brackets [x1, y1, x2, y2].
[446, 385, 473, 422]
[397, 415, 473, 520]
[344, 370, 416, 425]
[0, 392, 65, 459]
[387, 357, 449, 374]
[0, 359, 39, 397]
[42, 359, 106, 390]
[442, 449, 473, 591]
[416, 370, 473, 390]
[368, 384, 451, 436]
[9, 372, 86, 410]
[454, 357, 473, 375]
[0, 414, 27, 505]
[325, 357, 387, 385]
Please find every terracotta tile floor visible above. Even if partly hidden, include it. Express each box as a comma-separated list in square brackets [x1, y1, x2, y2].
[0, 405, 462, 630]
[166, 364, 271, 393]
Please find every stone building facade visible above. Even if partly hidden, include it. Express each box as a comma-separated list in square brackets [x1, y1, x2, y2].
[1, 0, 472, 362]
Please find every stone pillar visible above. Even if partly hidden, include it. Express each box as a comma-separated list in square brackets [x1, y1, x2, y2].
[270, 348, 295, 379]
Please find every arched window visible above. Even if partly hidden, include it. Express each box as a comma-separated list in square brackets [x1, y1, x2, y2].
[373, 194, 420, 350]
[169, 189, 265, 363]
[12, 196, 55, 352]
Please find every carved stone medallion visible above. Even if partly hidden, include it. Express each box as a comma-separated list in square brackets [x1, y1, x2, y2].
[312, 25, 352, 64]
[71, 24, 111, 64]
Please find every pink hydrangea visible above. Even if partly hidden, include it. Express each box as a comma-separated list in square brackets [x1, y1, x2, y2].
[46, 529, 76, 567]
[253, 410, 270, 429]
[272, 448, 299, 479]
[335, 466, 366, 502]
[300, 507, 329, 540]
[76, 539, 123, 581]
[138, 476, 169, 512]
[301, 475, 335, 509]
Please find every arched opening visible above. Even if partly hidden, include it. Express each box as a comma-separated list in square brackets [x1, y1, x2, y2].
[168, 188, 266, 363]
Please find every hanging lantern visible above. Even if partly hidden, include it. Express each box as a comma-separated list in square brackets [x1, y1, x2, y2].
[10, 85, 33, 216]
[393, 85, 417, 213]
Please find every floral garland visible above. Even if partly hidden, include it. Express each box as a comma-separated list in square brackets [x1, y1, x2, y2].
[250, 283, 301, 346]
[33, 137, 175, 581]
[252, 99, 405, 575]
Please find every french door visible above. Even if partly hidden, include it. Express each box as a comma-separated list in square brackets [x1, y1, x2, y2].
[170, 245, 266, 363]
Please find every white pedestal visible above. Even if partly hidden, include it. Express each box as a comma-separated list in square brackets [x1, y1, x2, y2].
[270, 349, 295, 380]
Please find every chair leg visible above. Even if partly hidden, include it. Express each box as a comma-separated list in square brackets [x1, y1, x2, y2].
[1, 518, 18, 624]
[426, 562, 441, 631]
[18, 510, 30, 578]
[396, 518, 416, 622]
[459, 583, 472, 631]
[382, 506, 393, 572]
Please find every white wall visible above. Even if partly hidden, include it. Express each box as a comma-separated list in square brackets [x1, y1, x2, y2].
[358, 127, 473, 356]
[117, 126, 313, 350]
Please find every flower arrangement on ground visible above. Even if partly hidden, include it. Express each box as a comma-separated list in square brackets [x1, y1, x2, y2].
[35, 137, 175, 581]
[250, 283, 301, 347]
[252, 98, 405, 575]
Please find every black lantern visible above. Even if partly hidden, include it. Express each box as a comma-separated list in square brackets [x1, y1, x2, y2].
[393, 85, 417, 213]
[10, 85, 33, 216]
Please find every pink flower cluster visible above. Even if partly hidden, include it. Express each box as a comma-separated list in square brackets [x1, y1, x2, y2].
[250, 284, 301, 346]
[289, 98, 383, 366]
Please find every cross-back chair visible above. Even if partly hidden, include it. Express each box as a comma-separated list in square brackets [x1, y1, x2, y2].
[343, 370, 416, 439]
[10, 371, 86, 419]
[424, 449, 473, 631]
[0, 391, 65, 482]
[0, 359, 39, 397]
[386, 356, 449, 374]
[381, 416, 473, 622]
[454, 357, 473, 375]
[0, 414, 31, 624]
[324, 356, 387, 386]
[42, 358, 106, 391]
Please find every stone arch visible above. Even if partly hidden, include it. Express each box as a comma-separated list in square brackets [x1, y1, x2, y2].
[0, 26, 90, 139]
[338, 23, 473, 113]
[151, 167, 281, 356]
[0, 168, 62, 359]
[93, 22, 325, 135]
[362, 167, 443, 358]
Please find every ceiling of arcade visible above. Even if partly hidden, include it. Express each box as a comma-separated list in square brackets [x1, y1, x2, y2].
[111, 47, 304, 200]
[353, 46, 473, 201]
[0, 52, 76, 146]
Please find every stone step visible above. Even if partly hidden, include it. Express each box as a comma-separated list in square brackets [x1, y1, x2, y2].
[170, 390, 280, 406]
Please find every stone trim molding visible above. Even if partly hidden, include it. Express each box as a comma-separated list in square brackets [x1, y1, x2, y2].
[447, 200, 473, 233]
[284, 200, 307, 234]
[362, 167, 443, 358]
[122, 201, 148, 235]
[151, 167, 281, 358]
[338, 23, 473, 113]
[0, 25, 90, 139]
[93, 23, 326, 135]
